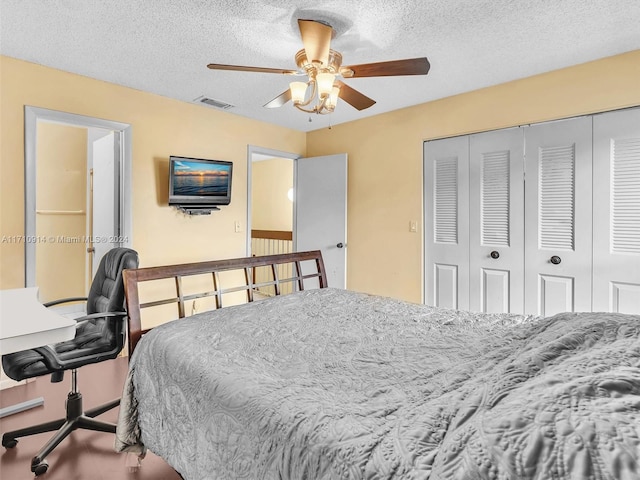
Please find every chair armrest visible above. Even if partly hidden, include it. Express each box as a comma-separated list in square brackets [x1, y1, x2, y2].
[33, 346, 64, 370]
[74, 311, 127, 324]
[43, 297, 88, 308]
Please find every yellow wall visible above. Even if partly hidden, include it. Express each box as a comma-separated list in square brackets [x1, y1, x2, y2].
[0, 55, 306, 289]
[251, 158, 293, 231]
[2, 51, 640, 304]
[35, 123, 87, 302]
[307, 50, 640, 303]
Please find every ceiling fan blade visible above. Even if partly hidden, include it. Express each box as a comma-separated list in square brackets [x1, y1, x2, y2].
[340, 57, 430, 78]
[335, 80, 376, 111]
[298, 19, 332, 66]
[263, 89, 292, 108]
[207, 63, 298, 75]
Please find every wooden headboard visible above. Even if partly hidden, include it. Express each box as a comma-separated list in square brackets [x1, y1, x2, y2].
[123, 250, 328, 355]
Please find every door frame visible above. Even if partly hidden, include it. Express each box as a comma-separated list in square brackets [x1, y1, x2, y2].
[246, 145, 299, 257]
[24, 106, 133, 287]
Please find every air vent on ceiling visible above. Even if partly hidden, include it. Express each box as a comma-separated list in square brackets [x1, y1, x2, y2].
[194, 96, 234, 110]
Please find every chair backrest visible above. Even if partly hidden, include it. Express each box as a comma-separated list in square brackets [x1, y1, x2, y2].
[82, 248, 139, 354]
[87, 248, 139, 315]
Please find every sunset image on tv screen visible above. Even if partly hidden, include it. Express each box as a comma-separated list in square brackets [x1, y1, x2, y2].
[172, 160, 230, 196]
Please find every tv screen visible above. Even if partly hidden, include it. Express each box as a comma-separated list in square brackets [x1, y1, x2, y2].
[168, 156, 233, 207]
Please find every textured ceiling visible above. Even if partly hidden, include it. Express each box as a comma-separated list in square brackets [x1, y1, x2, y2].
[1, 0, 639, 132]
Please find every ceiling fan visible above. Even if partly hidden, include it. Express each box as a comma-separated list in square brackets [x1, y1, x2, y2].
[207, 19, 430, 115]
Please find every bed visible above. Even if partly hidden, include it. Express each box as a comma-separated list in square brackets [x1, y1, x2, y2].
[115, 251, 640, 480]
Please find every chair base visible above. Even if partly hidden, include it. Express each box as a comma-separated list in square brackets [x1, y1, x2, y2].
[2, 390, 120, 476]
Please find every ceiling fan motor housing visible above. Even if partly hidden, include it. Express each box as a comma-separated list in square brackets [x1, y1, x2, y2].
[295, 48, 343, 77]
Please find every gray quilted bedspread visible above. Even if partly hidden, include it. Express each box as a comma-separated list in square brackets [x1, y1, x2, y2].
[115, 288, 640, 480]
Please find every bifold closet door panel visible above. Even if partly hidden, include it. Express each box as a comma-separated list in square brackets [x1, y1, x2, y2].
[593, 108, 640, 314]
[424, 136, 470, 310]
[524, 117, 593, 316]
[469, 128, 525, 314]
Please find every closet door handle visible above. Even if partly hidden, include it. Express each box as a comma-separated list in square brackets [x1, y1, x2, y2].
[336, 243, 344, 249]
[490, 251, 500, 259]
[550, 255, 562, 265]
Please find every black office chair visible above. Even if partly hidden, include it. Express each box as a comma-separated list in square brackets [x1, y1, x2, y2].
[1, 247, 139, 476]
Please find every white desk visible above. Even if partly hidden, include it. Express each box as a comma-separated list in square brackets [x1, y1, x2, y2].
[0, 287, 77, 417]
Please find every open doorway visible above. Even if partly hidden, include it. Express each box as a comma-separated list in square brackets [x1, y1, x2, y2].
[24, 107, 132, 305]
[247, 146, 348, 290]
[248, 148, 295, 295]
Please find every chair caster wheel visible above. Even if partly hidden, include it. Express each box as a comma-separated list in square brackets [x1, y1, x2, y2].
[2, 437, 18, 448]
[32, 460, 48, 476]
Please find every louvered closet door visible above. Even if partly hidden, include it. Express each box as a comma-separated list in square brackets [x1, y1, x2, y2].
[469, 128, 525, 313]
[424, 136, 470, 310]
[524, 117, 593, 315]
[592, 108, 640, 313]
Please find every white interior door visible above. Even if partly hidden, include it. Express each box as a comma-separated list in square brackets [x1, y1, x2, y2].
[524, 117, 593, 315]
[469, 128, 525, 313]
[592, 108, 640, 313]
[88, 130, 117, 280]
[424, 136, 470, 310]
[295, 153, 347, 289]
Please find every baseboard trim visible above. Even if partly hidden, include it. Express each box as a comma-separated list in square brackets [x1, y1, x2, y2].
[1, 378, 28, 390]
[0, 396, 44, 418]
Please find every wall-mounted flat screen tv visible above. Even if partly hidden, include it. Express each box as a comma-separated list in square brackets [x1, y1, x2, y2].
[168, 156, 233, 207]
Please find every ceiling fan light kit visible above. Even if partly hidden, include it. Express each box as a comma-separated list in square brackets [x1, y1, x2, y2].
[288, 77, 337, 115]
[287, 45, 344, 115]
[207, 18, 430, 117]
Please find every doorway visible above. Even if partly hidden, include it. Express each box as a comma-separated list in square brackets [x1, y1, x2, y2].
[24, 107, 132, 304]
[248, 147, 296, 295]
[247, 146, 348, 290]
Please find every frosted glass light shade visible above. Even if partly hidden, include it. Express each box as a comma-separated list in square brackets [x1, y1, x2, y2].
[327, 86, 340, 108]
[290, 82, 308, 103]
[316, 73, 335, 97]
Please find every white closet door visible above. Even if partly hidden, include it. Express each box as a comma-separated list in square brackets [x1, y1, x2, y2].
[469, 128, 525, 313]
[524, 117, 593, 315]
[424, 136, 469, 310]
[592, 108, 640, 313]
